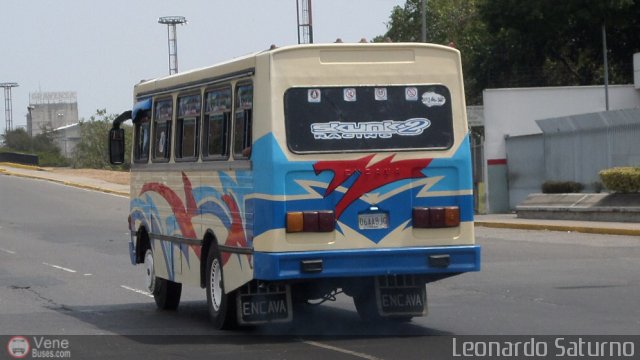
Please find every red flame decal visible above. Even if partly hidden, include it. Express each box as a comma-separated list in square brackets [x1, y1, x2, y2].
[313, 155, 432, 219]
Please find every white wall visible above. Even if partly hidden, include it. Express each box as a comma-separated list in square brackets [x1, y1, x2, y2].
[482, 85, 640, 212]
[483, 85, 640, 161]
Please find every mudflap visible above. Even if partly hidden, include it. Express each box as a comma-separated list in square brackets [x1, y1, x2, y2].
[375, 275, 427, 317]
[236, 281, 293, 325]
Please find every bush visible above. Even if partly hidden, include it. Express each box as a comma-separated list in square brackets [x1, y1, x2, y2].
[599, 167, 640, 193]
[541, 181, 584, 194]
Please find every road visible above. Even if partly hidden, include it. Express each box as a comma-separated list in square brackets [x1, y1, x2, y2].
[1, 174, 639, 359]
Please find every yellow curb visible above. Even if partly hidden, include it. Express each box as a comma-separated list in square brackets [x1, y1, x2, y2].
[0, 162, 46, 171]
[1, 170, 128, 197]
[475, 221, 640, 237]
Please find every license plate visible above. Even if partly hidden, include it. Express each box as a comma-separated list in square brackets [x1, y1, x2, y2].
[238, 293, 291, 324]
[378, 287, 427, 315]
[358, 212, 388, 229]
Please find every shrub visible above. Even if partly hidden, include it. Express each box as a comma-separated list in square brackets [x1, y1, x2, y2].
[599, 167, 640, 193]
[541, 181, 584, 194]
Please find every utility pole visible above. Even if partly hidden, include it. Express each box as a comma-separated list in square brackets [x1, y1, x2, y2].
[296, 0, 313, 44]
[158, 16, 188, 75]
[602, 23, 610, 111]
[1, 82, 19, 133]
[421, 0, 427, 42]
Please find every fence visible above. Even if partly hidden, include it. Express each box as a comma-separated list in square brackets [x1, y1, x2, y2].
[505, 108, 640, 208]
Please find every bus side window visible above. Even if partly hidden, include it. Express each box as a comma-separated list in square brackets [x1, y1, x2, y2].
[152, 98, 173, 162]
[134, 110, 150, 163]
[233, 82, 253, 159]
[176, 94, 201, 161]
[203, 87, 231, 160]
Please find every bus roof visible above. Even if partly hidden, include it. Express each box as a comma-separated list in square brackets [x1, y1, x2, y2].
[134, 42, 460, 98]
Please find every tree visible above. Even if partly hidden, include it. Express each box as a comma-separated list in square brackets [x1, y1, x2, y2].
[376, 0, 640, 103]
[375, 0, 488, 103]
[477, 0, 637, 89]
[71, 109, 132, 170]
[2, 128, 32, 152]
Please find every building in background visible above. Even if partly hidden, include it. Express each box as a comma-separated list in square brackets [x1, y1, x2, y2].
[483, 85, 640, 213]
[27, 91, 78, 136]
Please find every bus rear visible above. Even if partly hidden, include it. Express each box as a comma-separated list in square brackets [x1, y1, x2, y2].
[243, 43, 479, 323]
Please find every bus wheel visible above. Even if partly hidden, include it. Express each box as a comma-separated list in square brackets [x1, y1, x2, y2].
[353, 292, 382, 323]
[144, 248, 181, 310]
[205, 244, 236, 329]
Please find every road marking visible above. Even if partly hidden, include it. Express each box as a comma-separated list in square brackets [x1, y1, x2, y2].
[303, 340, 383, 360]
[120, 285, 154, 298]
[42, 262, 77, 273]
[0, 248, 16, 255]
[84, 273, 93, 276]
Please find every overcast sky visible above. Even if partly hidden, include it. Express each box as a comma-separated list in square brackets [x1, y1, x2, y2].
[1, 0, 404, 130]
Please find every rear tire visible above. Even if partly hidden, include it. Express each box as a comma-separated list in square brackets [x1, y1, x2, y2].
[353, 284, 413, 323]
[144, 248, 181, 310]
[205, 243, 236, 329]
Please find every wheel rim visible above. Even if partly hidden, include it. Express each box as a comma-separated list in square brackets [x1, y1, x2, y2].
[209, 258, 223, 312]
[144, 249, 155, 293]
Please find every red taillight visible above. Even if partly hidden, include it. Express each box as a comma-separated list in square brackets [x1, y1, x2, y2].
[412, 207, 430, 228]
[287, 210, 335, 233]
[413, 206, 460, 228]
[430, 207, 445, 227]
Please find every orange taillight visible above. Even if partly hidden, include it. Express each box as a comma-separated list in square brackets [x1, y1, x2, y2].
[287, 210, 335, 233]
[286, 212, 304, 233]
[413, 206, 460, 228]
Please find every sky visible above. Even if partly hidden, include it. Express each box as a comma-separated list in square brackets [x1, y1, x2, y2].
[1, 0, 405, 131]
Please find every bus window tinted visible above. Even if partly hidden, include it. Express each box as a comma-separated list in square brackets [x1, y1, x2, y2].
[176, 94, 201, 160]
[134, 111, 150, 163]
[153, 99, 173, 161]
[204, 87, 231, 160]
[284, 85, 453, 153]
[233, 83, 253, 159]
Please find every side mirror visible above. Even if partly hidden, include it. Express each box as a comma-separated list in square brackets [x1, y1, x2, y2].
[109, 128, 125, 165]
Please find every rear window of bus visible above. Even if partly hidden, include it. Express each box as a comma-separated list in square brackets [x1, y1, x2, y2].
[284, 85, 453, 153]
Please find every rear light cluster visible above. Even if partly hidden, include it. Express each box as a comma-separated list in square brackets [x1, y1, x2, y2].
[412, 206, 460, 228]
[286, 211, 336, 233]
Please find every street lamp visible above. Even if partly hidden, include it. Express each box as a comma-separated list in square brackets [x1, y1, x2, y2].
[158, 16, 187, 75]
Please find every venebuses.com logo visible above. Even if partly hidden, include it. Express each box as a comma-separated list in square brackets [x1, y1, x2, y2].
[6, 336, 71, 359]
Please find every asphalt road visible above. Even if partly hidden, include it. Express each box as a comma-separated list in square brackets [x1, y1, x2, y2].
[1, 174, 639, 359]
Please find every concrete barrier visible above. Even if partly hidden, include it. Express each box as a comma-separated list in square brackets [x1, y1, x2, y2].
[0, 152, 39, 166]
[516, 193, 640, 223]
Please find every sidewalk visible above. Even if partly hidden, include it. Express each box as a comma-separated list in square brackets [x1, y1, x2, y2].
[2, 162, 638, 236]
[475, 213, 640, 236]
[0, 162, 128, 196]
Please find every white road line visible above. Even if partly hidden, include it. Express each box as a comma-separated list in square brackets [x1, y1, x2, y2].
[83, 273, 93, 276]
[0, 248, 16, 255]
[303, 340, 383, 360]
[120, 285, 154, 298]
[42, 262, 77, 273]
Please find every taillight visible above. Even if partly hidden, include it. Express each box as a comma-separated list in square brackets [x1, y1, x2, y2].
[412, 206, 460, 228]
[286, 210, 335, 233]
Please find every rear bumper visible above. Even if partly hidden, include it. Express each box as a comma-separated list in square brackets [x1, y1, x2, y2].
[253, 245, 480, 281]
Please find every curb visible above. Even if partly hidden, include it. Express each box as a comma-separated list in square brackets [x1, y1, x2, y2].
[475, 221, 640, 237]
[0, 162, 45, 171]
[0, 170, 128, 197]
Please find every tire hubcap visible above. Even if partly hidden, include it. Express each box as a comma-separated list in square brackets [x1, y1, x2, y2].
[210, 258, 223, 311]
[144, 249, 155, 293]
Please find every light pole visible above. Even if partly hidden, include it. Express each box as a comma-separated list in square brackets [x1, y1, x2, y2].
[158, 16, 187, 75]
[1, 82, 19, 133]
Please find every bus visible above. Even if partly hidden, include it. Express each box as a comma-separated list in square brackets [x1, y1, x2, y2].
[109, 42, 480, 329]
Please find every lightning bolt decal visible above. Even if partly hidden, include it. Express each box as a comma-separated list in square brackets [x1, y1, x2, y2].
[313, 154, 432, 219]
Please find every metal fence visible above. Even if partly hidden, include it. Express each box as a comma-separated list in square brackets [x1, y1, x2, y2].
[506, 109, 640, 208]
